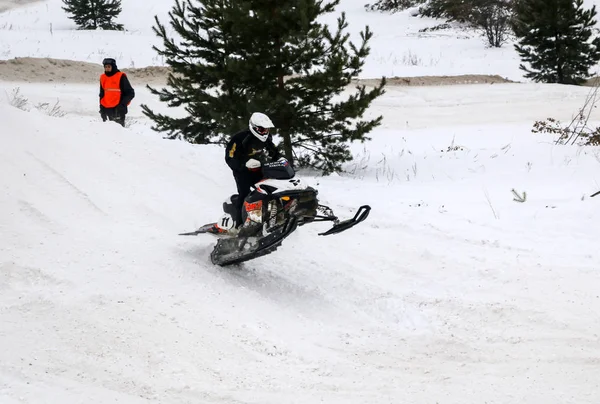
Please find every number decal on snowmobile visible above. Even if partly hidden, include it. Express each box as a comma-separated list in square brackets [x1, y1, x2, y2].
[219, 214, 235, 230]
[289, 179, 301, 186]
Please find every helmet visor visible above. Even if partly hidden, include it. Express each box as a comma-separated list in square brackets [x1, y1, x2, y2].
[253, 126, 269, 136]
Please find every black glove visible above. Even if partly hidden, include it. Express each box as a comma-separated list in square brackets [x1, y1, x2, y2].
[117, 103, 128, 115]
[99, 105, 107, 122]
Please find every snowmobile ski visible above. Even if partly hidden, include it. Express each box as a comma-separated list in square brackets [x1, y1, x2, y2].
[178, 223, 218, 236]
[318, 205, 371, 236]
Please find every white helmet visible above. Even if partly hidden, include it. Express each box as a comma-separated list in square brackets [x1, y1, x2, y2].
[249, 112, 274, 142]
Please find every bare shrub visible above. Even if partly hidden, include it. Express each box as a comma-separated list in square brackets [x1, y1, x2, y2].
[533, 117, 600, 146]
[7, 87, 28, 110]
[402, 50, 422, 66]
[124, 117, 140, 128]
[419, 0, 513, 48]
[532, 78, 600, 146]
[35, 100, 67, 117]
[471, 0, 513, 48]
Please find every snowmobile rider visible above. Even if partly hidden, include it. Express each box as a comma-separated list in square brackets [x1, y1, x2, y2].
[224, 112, 282, 227]
[99, 58, 135, 127]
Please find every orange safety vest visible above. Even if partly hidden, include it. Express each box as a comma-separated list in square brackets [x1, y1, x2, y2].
[100, 72, 131, 108]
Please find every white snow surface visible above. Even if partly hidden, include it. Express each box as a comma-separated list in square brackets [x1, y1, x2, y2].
[1, 1, 600, 404]
[0, 0, 598, 81]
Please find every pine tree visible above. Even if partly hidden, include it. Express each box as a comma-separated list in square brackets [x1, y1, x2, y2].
[512, 0, 600, 84]
[62, 0, 124, 31]
[142, 0, 386, 175]
[364, 0, 425, 13]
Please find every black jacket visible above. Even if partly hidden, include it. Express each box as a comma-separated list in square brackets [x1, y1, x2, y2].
[225, 130, 281, 173]
[99, 66, 135, 110]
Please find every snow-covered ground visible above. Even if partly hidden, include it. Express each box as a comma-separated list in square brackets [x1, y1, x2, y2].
[2, 78, 600, 403]
[1, 0, 600, 403]
[5, 0, 600, 81]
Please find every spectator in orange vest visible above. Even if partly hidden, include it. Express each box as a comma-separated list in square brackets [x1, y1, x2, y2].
[99, 58, 135, 127]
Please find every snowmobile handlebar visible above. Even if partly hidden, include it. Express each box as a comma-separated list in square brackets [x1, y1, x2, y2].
[259, 158, 296, 180]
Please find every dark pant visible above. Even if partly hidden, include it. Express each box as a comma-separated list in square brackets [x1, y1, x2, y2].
[101, 106, 126, 127]
[233, 170, 262, 226]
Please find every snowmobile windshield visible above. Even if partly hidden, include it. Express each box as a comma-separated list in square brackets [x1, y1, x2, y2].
[262, 160, 295, 179]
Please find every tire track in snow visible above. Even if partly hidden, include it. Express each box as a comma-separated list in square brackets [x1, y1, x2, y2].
[27, 152, 105, 215]
[17, 199, 56, 227]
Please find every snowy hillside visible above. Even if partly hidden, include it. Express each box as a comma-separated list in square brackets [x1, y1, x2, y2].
[3, 0, 600, 80]
[2, 0, 598, 81]
[1, 0, 600, 403]
[2, 78, 600, 402]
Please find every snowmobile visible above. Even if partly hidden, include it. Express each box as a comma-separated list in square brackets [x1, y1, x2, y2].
[179, 158, 371, 266]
